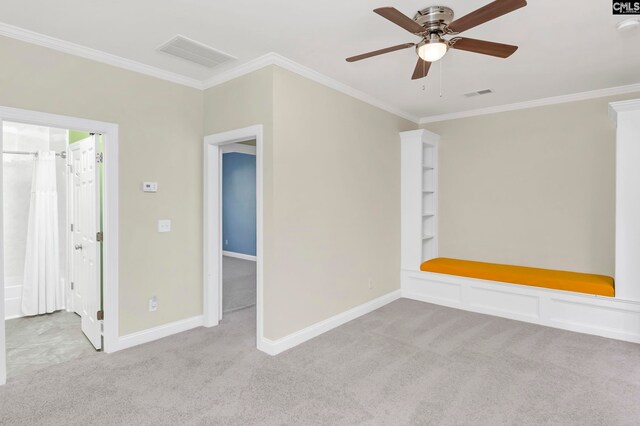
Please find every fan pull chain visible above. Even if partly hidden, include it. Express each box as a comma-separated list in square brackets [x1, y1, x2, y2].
[439, 59, 443, 98]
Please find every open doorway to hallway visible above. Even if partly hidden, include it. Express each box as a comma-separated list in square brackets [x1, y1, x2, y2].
[221, 142, 257, 318]
[203, 125, 264, 350]
[2, 122, 104, 379]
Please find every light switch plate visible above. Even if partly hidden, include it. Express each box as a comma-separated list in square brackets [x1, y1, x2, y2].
[143, 182, 158, 192]
[158, 219, 171, 233]
[149, 296, 158, 312]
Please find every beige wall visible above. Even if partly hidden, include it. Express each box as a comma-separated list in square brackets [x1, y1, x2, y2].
[267, 68, 416, 339]
[424, 93, 640, 277]
[2, 34, 417, 343]
[10, 29, 622, 342]
[0, 36, 204, 335]
[203, 67, 417, 340]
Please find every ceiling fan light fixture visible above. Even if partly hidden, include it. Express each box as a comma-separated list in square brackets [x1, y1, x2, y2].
[417, 35, 448, 62]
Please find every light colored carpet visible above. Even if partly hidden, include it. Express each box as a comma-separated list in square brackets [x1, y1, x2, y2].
[5, 310, 99, 378]
[223, 255, 256, 313]
[1, 298, 640, 425]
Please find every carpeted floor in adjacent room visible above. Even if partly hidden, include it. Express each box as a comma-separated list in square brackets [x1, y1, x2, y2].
[1, 298, 640, 425]
[222, 255, 256, 313]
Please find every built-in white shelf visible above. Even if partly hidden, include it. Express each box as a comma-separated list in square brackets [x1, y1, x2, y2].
[401, 129, 439, 270]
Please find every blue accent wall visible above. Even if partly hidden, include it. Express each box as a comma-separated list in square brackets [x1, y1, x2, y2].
[222, 152, 256, 256]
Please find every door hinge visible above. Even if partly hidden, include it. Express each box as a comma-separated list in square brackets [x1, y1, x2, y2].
[97, 310, 104, 321]
[96, 231, 103, 242]
[70, 223, 74, 232]
[96, 152, 103, 163]
[70, 282, 74, 290]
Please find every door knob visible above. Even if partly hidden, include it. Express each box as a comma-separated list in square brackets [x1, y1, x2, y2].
[75, 244, 83, 250]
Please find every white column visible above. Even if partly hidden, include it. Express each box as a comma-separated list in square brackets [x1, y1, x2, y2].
[610, 99, 640, 302]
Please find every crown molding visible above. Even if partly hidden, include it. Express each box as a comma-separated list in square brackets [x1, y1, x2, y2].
[609, 98, 640, 123]
[202, 52, 421, 124]
[4, 22, 639, 126]
[0, 22, 205, 90]
[419, 82, 640, 124]
[0, 22, 419, 123]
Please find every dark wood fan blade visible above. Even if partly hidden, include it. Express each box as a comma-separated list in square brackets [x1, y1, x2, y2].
[450, 38, 518, 58]
[346, 43, 415, 62]
[447, 0, 527, 34]
[411, 58, 431, 80]
[374, 7, 426, 35]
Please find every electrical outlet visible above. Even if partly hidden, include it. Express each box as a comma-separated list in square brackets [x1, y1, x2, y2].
[368, 278, 373, 290]
[149, 296, 158, 312]
[225, 239, 229, 246]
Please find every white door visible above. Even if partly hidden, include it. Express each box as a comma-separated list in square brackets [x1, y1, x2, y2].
[70, 136, 102, 350]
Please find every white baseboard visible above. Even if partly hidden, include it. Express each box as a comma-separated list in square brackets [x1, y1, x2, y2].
[258, 289, 402, 356]
[402, 269, 640, 344]
[223, 251, 257, 261]
[114, 315, 204, 352]
[4, 297, 22, 320]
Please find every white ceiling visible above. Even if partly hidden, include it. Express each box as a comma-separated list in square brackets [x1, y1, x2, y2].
[1, 0, 639, 120]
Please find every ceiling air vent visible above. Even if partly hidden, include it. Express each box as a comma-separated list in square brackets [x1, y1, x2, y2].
[464, 89, 494, 98]
[158, 35, 236, 68]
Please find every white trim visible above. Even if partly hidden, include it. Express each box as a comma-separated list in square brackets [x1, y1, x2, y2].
[221, 143, 256, 155]
[0, 106, 120, 385]
[0, 118, 5, 384]
[114, 315, 203, 351]
[402, 270, 640, 344]
[4, 22, 640, 127]
[202, 52, 420, 124]
[203, 125, 264, 350]
[258, 290, 402, 356]
[609, 98, 640, 123]
[420, 82, 640, 124]
[223, 251, 257, 262]
[0, 22, 204, 90]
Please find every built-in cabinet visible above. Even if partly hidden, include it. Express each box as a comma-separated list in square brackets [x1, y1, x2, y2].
[401, 129, 439, 271]
[400, 117, 640, 344]
[610, 99, 640, 303]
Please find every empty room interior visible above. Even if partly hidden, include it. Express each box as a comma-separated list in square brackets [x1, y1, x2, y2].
[0, 1, 639, 425]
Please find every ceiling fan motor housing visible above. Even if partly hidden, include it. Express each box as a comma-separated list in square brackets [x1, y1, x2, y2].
[414, 6, 454, 34]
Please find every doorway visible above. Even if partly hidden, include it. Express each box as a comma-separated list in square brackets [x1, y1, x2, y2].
[0, 106, 119, 385]
[221, 142, 257, 315]
[203, 125, 264, 349]
[1, 123, 102, 379]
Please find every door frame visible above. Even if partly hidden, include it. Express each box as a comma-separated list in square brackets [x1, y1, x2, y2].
[0, 106, 120, 385]
[203, 125, 264, 349]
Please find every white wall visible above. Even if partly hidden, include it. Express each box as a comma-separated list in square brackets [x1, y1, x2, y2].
[2, 122, 67, 319]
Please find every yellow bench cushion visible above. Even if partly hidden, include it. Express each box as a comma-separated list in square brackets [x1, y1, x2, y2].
[420, 257, 615, 297]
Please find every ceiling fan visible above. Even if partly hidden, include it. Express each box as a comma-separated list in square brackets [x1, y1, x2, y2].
[346, 0, 527, 80]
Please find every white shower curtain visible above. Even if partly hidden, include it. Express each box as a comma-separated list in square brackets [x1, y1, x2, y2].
[21, 151, 62, 316]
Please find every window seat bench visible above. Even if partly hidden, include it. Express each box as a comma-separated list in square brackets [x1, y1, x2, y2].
[420, 257, 614, 297]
